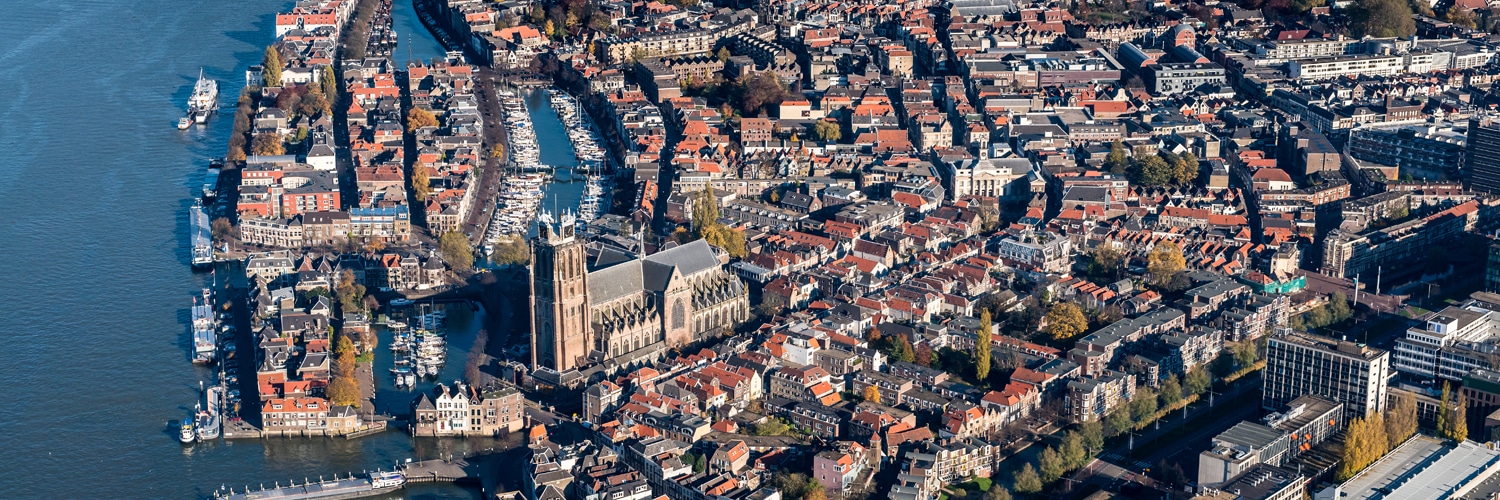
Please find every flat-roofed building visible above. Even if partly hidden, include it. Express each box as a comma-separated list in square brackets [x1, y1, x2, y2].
[1264, 330, 1389, 419]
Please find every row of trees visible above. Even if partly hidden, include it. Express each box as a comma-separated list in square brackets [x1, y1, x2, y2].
[1037, 423, 1105, 483]
[1437, 382, 1470, 442]
[1104, 365, 1214, 437]
[1291, 292, 1353, 331]
[227, 90, 256, 161]
[325, 335, 361, 407]
[1337, 390, 1419, 480]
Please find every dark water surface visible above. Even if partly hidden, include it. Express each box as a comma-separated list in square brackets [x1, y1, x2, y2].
[0, 0, 481, 498]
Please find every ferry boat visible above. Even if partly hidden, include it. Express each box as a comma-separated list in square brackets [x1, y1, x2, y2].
[187, 68, 219, 124]
[214, 471, 406, 500]
[179, 418, 196, 443]
[189, 201, 213, 268]
[191, 289, 216, 365]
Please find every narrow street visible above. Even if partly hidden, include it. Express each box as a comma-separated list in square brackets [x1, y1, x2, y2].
[461, 68, 513, 246]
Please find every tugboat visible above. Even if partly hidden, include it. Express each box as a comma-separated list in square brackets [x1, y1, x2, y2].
[179, 417, 196, 444]
[186, 68, 219, 124]
[370, 471, 406, 490]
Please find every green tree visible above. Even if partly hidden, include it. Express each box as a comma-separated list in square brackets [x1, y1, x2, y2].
[1061, 431, 1089, 470]
[407, 107, 439, 132]
[986, 485, 1012, 500]
[1044, 302, 1088, 341]
[1440, 381, 1466, 441]
[1230, 341, 1259, 369]
[251, 133, 285, 156]
[1184, 365, 1211, 396]
[889, 335, 916, 363]
[1131, 387, 1158, 424]
[752, 417, 790, 436]
[1039, 447, 1066, 482]
[1131, 155, 1173, 186]
[1351, 0, 1417, 37]
[262, 46, 283, 87]
[1328, 292, 1353, 322]
[717, 46, 731, 62]
[1147, 240, 1185, 286]
[439, 231, 474, 273]
[812, 120, 842, 142]
[976, 309, 993, 381]
[320, 65, 337, 100]
[1105, 408, 1133, 437]
[1012, 464, 1042, 495]
[1105, 139, 1128, 175]
[1080, 421, 1104, 451]
[326, 376, 360, 407]
[492, 236, 530, 266]
[1159, 375, 1183, 407]
[1291, 0, 1327, 12]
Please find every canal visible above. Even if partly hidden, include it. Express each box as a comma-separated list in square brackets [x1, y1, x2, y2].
[0, 0, 484, 498]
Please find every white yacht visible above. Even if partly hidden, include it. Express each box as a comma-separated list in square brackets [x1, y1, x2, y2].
[187, 68, 219, 124]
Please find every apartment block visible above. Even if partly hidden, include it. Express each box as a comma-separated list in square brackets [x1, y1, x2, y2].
[1263, 330, 1389, 419]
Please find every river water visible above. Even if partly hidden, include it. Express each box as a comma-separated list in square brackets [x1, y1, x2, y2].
[0, 0, 537, 498]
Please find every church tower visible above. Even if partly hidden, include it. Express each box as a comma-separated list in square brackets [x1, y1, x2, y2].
[530, 211, 591, 373]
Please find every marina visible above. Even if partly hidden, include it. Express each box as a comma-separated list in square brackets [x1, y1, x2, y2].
[481, 87, 608, 248]
[387, 305, 449, 388]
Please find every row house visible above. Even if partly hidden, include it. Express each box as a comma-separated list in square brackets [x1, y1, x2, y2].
[410, 382, 527, 437]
